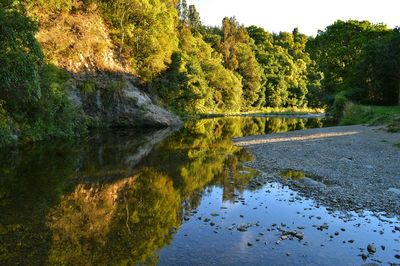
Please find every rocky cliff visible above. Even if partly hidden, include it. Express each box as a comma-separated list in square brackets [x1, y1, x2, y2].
[68, 74, 181, 128]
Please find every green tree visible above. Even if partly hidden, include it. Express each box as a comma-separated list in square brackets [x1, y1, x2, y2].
[350, 29, 400, 105]
[98, 0, 179, 81]
[0, 1, 43, 112]
[307, 20, 390, 99]
[219, 18, 262, 109]
[156, 26, 242, 114]
[248, 26, 316, 108]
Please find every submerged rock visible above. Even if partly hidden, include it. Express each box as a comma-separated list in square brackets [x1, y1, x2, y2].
[367, 244, 376, 254]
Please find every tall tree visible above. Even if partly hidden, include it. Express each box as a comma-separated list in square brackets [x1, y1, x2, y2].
[350, 29, 400, 105]
[0, 1, 43, 113]
[219, 18, 262, 109]
[307, 20, 390, 97]
[98, 0, 179, 81]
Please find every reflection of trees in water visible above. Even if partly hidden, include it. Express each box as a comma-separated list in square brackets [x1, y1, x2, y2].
[0, 142, 80, 265]
[0, 117, 323, 265]
[146, 117, 323, 207]
[47, 168, 180, 265]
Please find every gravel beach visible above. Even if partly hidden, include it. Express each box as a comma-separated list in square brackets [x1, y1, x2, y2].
[234, 125, 400, 216]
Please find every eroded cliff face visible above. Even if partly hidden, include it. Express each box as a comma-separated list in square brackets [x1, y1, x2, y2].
[68, 74, 182, 128]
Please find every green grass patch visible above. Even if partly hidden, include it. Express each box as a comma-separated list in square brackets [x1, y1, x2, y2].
[340, 103, 400, 129]
[394, 143, 400, 149]
[193, 107, 325, 119]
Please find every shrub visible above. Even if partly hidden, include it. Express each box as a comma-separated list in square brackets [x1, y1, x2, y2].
[0, 102, 16, 146]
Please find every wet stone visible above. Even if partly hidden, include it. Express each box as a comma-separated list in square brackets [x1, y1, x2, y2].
[367, 244, 376, 254]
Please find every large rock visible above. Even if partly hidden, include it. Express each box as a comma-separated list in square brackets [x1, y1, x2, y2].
[68, 74, 182, 128]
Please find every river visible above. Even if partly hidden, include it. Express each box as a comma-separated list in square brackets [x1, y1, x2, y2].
[0, 116, 399, 265]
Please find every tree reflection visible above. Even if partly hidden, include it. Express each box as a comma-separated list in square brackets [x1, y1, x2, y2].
[0, 117, 323, 265]
[47, 168, 180, 265]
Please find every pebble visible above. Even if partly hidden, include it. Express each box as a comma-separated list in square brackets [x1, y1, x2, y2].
[237, 227, 247, 232]
[367, 244, 376, 254]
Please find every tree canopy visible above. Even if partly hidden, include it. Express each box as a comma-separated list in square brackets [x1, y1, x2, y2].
[1, 0, 399, 145]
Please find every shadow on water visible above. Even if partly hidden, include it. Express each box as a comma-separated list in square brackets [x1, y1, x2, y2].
[3, 117, 397, 265]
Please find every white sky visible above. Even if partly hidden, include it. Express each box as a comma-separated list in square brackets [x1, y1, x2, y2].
[187, 0, 399, 36]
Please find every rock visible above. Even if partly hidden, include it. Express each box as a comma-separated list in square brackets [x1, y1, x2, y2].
[239, 171, 251, 175]
[247, 242, 253, 247]
[317, 223, 329, 231]
[395, 254, 400, 259]
[68, 74, 182, 128]
[237, 226, 247, 232]
[367, 244, 376, 254]
[295, 232, 304, 240]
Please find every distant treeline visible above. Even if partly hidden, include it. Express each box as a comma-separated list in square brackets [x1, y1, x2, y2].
[0, 0, 399, 144]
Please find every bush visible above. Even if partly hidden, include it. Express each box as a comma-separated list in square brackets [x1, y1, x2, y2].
[0, 102, 16, 146]
[331, 90, 349, 118]
[19, 65, 87, 142]
[340, 103, 400, 127]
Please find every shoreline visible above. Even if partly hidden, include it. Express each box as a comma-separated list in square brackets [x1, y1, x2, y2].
[234, 125, 400, 217]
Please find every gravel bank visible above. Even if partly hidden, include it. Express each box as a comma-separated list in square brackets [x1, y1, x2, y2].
[234, 125, 400, 216]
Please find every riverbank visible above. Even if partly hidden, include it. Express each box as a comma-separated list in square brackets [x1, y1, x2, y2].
[340, 103, 400, 132]
[234, 125, 400, 216]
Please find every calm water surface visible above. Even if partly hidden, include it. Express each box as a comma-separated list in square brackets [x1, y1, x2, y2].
[0, 117, 399, 265]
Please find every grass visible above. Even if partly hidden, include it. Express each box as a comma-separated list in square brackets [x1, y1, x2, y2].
[340, 102, 400, 132]
[194, 107, 325, 119]
[395, 143, 400, 149]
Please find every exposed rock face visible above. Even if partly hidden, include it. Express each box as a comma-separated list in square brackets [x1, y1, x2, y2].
[68, 74, 182, 128]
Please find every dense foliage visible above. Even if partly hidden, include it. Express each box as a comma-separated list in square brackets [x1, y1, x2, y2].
[0, 0, 399, 145]
[0, 0, 84, 146]
[307, 20, 400, 113]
